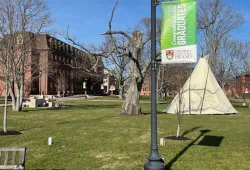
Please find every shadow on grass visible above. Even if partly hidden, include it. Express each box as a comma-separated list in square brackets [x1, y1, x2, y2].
[64, 104, 120, 110]
[19, 125, 46, 131]
[56, 115, 114, 125]
[233, 105, 249, 109]
[182, 126, 202, 137]
[164, 126, 202, 142]
[20, 115, 115, 131]
[197, 135, 224, 147]
[32, 168, 65, 170]
[143, 111, 166, 115]
[21, 104, 120, 112]
[165, 129, 211, 170]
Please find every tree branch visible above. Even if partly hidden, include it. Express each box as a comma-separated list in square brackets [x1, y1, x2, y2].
[101, 30, 132, 43]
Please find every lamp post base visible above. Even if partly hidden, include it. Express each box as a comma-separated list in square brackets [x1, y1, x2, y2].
[144, 160, 165, 170]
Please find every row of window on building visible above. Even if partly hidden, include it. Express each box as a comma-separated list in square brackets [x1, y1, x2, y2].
[141, 88, 150, 91]
[47, 37, 85, 57]
[53, 69, 74, 79]
[49, 53, 73, 64]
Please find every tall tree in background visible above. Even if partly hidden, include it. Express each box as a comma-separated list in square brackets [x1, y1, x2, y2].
[198, 0, 245, 74]
[216, 38, 248, 90]
[0, 0, 51, 115]
[240, 42, 250, 74]
[100, 36, 130, 99]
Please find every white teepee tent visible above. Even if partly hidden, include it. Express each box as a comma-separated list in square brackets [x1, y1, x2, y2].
[164, 57, 238, 115]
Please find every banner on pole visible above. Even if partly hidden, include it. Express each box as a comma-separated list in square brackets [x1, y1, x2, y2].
[161, 0, 197, 64]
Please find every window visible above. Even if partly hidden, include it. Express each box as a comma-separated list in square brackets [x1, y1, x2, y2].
[56, 41, 60, 49]
[69, 46, 72, 54]
[62, 43, 65, 52]
[66, 45, 69, 53]
[47, 37, 51, 47]
[51, 38, 55, 48]
[61, 43, 63, 51]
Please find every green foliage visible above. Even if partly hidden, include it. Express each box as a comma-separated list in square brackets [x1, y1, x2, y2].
[0, 99, 249, 169]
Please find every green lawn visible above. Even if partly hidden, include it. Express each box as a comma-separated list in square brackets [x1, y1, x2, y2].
[0, 99, 250, 170]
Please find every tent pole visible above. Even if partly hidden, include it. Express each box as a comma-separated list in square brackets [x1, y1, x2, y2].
[200, 60, 210, 115]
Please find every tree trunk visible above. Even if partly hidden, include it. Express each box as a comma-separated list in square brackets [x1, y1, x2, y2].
[3, 80, 8, 132]
[9, 80, 16, 111]
[121, 80, 141, 115]
[19, 82, 24, 110]
[14, 85, 22, 112]
[177, 86, 182, 137]
[176, 121, 180, 137]
[164, 87, 168, 101]
[118, 84, 124, 99]
[120, 30, 143, 115]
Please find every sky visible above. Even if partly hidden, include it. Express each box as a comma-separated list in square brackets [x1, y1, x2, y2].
[45, 0, 250, 45]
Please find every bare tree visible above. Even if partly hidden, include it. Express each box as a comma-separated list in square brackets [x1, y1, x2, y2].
[240, 42, 250, 74]
[100, 36, 130, 99]
[176, 87, 185, 137]
[0, 35, 12, 132]
[55, 71, 68, 97]
[157, 64, 192, 102]
[0, 0, 52, 116]
[174, 67, 188, 138]
[216, 38, 247, 90]
[100, 1, 161, 115]
[198, 0, 245, 74]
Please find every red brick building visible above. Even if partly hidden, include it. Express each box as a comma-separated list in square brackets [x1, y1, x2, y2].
[0, 33, 103, 96]
[224, 75, 250, 98]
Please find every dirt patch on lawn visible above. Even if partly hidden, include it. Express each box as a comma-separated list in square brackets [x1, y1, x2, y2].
[0, 130, 22, 136]
[165, 136, 191, 140]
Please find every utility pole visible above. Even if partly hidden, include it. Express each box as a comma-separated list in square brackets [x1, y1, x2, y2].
[144, 0, 165, 169]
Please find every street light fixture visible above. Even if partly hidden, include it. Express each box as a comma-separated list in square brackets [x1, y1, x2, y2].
[144, 0, 165, 169]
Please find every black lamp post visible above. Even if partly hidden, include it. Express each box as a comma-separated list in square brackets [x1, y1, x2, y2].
[144, 0, 165, 169]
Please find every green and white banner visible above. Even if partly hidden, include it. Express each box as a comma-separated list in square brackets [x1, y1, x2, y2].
[161, 0, 197, 64]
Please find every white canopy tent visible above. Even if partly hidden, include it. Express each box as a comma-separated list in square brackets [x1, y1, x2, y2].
[164, 57, 238, 115]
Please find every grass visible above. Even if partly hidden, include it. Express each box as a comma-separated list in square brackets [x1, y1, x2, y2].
[0, 99, 250, 169]
[89, 95, 173, 103]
